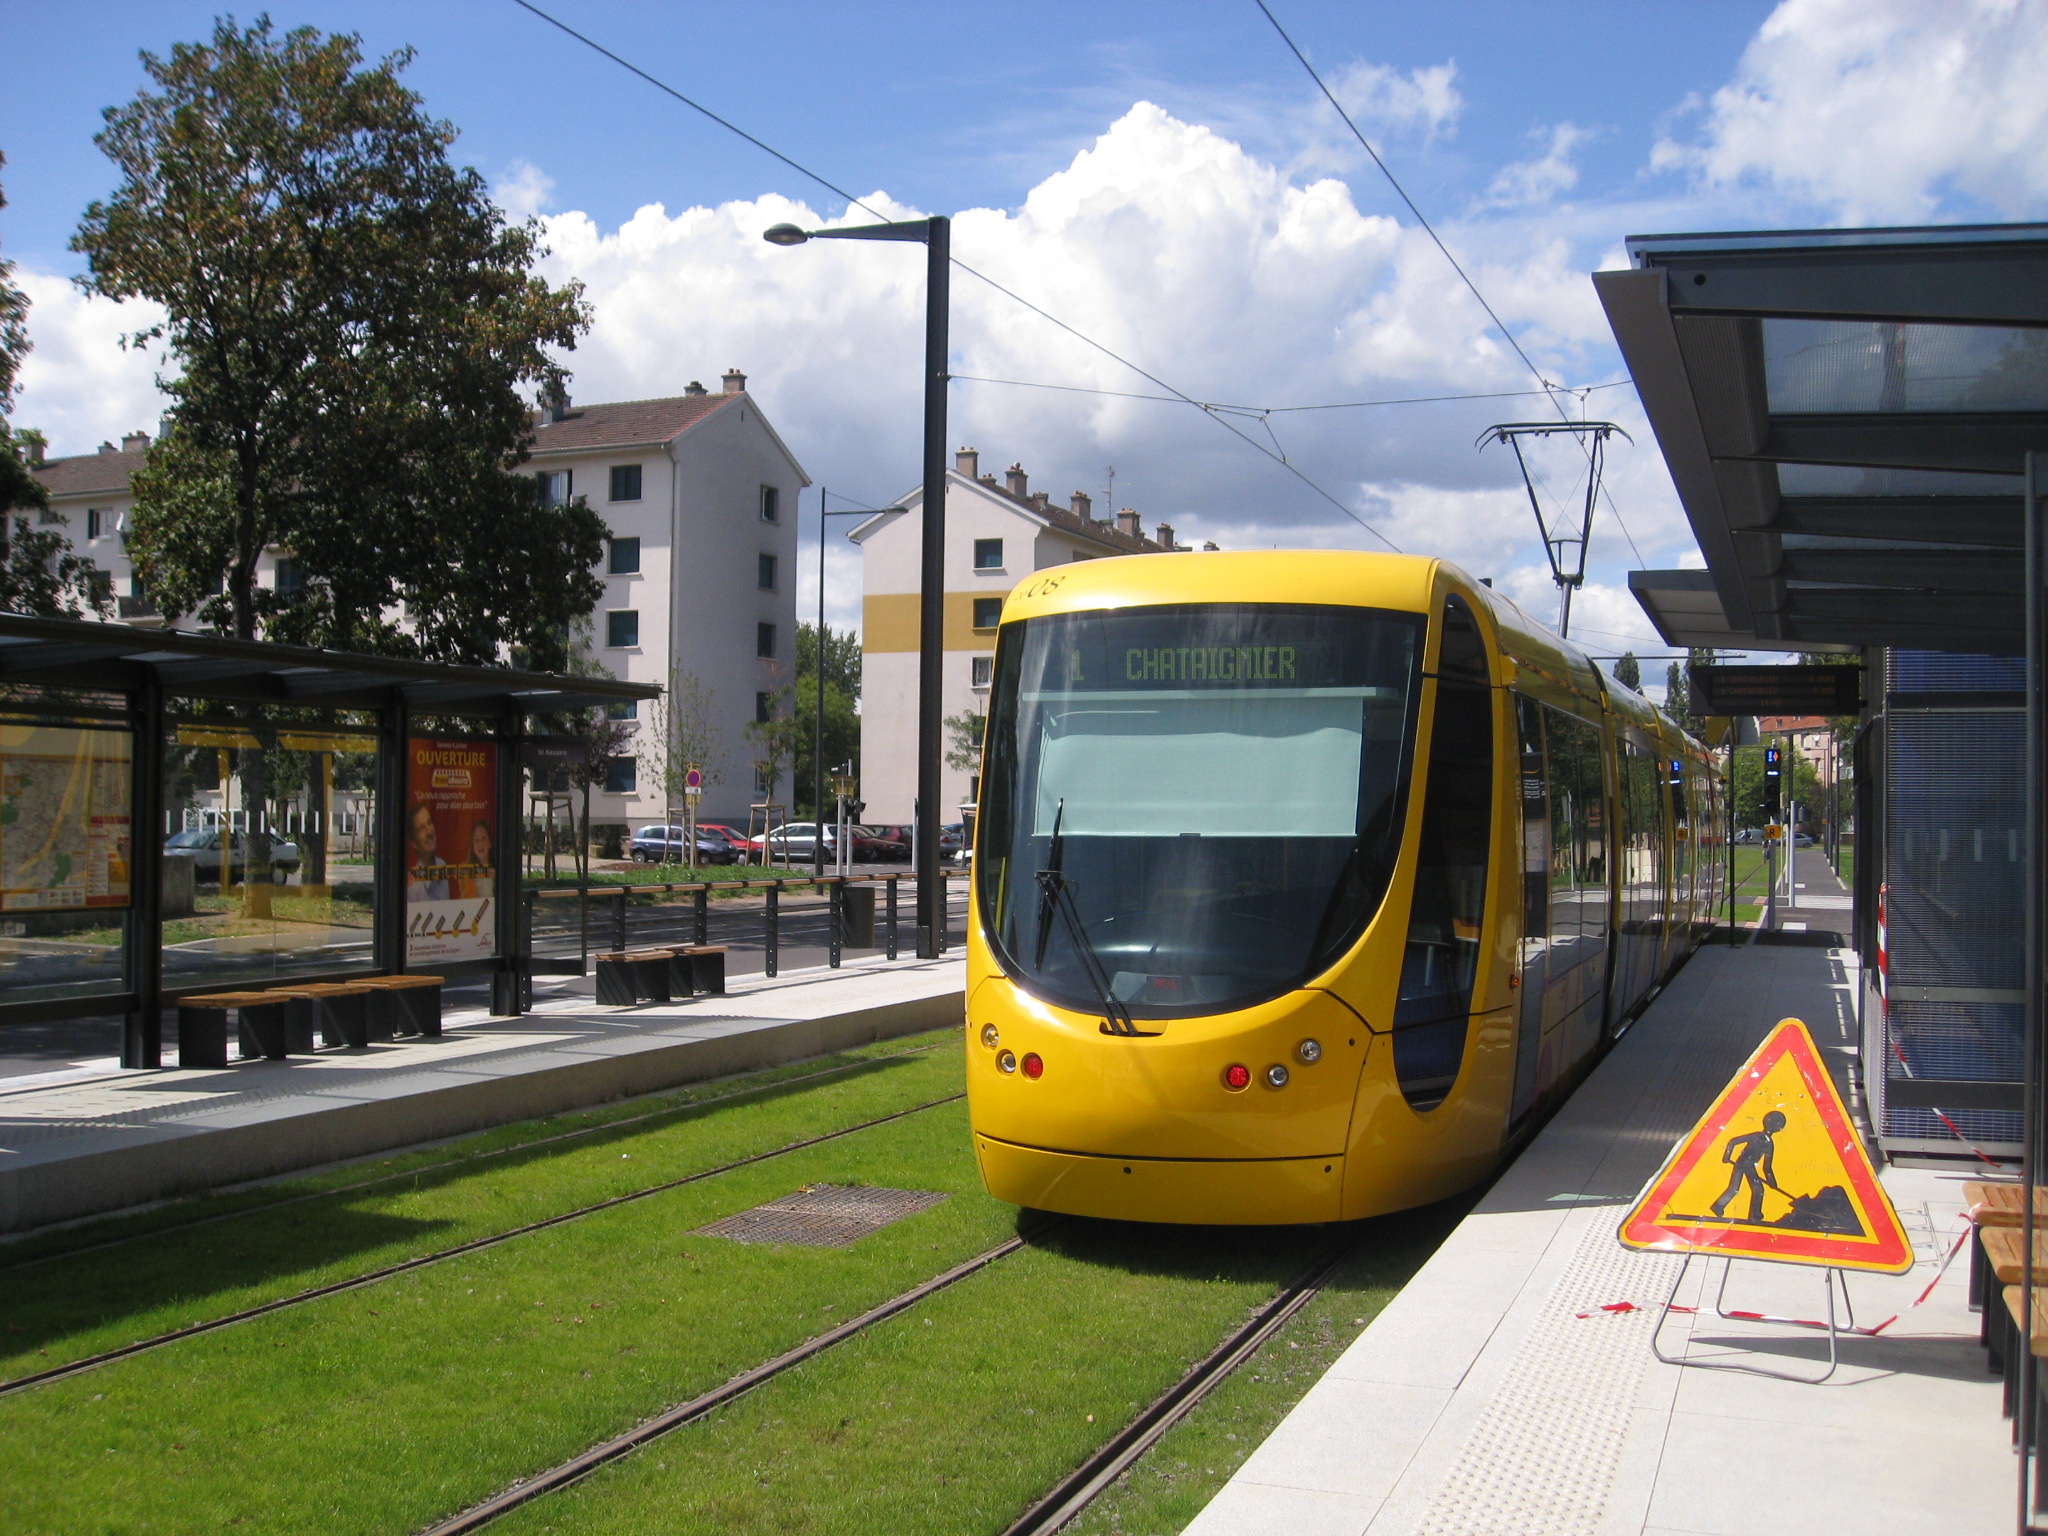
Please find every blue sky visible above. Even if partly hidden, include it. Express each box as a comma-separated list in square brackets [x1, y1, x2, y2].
[4, 1, 2042, 659]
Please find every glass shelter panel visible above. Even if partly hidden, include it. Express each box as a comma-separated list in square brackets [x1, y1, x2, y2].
[978, 603, 1422, 1019]
[1763, 320, 2048, 414]
[161, 710, 380, 992]
[0, 717, 133, 1005]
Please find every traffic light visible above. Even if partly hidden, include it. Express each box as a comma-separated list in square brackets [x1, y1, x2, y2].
[1668, 758, 1683, 789]
[1763, 744, 1783, 821]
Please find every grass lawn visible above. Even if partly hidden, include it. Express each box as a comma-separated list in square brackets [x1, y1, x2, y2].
[486, 1208, 1450, 1536]
[0, 1105, 1016, 1534]
[0, 1032, 964, 1377]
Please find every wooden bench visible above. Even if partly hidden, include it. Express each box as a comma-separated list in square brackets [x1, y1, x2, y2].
[593, 951, 639, 1007]
[270, 983, 376, 1050]
[1965, 1182, 2048, 1319]
[178, 991, 292, 1068]
[674, 944, 727, 996]
[350, 974, 445, 1038]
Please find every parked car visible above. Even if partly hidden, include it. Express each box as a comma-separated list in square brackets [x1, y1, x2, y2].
[163, 827, 301, 881]
[628, 825, 737, 866]
[1793, 831, 1816, 847]
[939, 823, 968, 861]
[852, 826, 909, 862]
[695, 824, 753, 856]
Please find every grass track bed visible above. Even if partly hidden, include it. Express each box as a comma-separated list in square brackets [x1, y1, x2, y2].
[482, 1208, 1461, 1536]
[0, 1106, 1009, 1534]
[0, 1033, 963, 1381]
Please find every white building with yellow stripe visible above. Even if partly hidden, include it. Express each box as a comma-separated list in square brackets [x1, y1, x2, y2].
[849, 448, 1188, 822]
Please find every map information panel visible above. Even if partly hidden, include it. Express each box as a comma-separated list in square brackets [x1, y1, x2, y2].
[0, 724, 133, 912]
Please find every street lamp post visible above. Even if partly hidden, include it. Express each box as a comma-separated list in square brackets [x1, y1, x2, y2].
[766, 216, 950, 957]
[812, 489, 871, 880]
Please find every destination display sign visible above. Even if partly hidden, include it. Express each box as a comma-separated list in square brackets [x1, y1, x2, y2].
[1690, 664, 1861, 717]
[1026, 604, 1421, 695]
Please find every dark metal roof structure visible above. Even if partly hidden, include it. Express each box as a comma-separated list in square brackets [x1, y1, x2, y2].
[1596, 221, 2048, 655]
[0, 611, 659, 712]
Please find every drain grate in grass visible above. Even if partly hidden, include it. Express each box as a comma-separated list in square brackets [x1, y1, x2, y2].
[695, 1185, 947, 1248]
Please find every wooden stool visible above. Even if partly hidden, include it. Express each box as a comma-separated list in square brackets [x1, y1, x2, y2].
[677, 944, 727, 996]
[272, 983, 374, 1049]
[660, 948, 699, 1001]
[177, 992, 277, 1068]
[623, 950, 674, 1004]
[1982, 1229, 2048, 1394]
[1966, 1183, 2048, 1317]
[353, 975, 445, 1038]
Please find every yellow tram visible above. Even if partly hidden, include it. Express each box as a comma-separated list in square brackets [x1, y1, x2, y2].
[964, 550, 1723, 1225]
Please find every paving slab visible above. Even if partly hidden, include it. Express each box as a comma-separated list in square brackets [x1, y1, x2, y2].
[0, 956, 964, 1234]
[1186, 941, 2011, 1536]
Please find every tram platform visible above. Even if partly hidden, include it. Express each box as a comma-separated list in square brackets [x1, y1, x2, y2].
[1188, 937, 2011, 1536]
[0, 956, 964, 1236]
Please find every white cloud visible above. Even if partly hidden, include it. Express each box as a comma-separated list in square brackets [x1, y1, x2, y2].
[1486, 123, 1595, 207]
[10, 270, 169, 454]
[1329, 58, 1463, 140]
[491, 159, 556, 220]
[1651, 0, 2048, 222]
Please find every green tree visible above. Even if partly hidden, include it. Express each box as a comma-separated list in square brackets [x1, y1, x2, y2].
[1613, 651, 1641, 690]
[0, 153, 107, 618]
[944, 708, 987, 774]
[793, 622, 860, 818]
[73, 19, 600, 662]
[1728, 741, 1824, 829]
[744, 688, 802, 831]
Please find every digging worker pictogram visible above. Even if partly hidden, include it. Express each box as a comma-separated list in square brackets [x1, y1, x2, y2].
[1709, 1110, 1787, 1223]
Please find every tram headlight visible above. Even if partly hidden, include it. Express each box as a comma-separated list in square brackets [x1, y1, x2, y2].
[1265, 1064, 1290, 1089]
[997, 1049, 1018, 1074]
[1296, 1038, 1322, 1064]
[980, 1024, 1000, 1049]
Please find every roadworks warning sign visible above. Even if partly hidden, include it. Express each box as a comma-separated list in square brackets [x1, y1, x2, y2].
[1619, 1017, 1914, 1274]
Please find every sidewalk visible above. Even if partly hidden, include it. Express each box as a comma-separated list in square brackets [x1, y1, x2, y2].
[0, 957, 965, 1235]
[1187, 940, 2009, 1536]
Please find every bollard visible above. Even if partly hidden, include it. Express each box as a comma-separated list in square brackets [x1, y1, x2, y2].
[614, 887, 628, 952]
[829, 880, 843, 968]
[886, 876, 899, 960]
[765, 882, 780, 978]
[694, 886, 709, 947]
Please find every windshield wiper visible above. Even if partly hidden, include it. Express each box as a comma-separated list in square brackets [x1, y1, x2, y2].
[1033, 799, 1142, 1037]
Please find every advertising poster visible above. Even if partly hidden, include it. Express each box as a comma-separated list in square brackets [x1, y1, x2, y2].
[406, 738, 497, 965]
[0, 724, 132, 912]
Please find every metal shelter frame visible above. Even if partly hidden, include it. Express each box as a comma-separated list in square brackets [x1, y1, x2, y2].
[1593, 221, 2048, 1531]
[0, 612, 656, 1066]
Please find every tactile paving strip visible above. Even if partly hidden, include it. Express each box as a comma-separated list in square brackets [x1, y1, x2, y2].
[1411, 1217, 1680, 1536]
[694, 1184, 948, 1248]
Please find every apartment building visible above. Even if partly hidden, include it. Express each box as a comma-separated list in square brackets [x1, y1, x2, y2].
[850, 448, 1191, 822]
[27, 370, 809, 831]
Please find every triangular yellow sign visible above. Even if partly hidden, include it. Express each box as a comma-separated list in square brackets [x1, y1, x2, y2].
[1619, 1017, 1914, 1274]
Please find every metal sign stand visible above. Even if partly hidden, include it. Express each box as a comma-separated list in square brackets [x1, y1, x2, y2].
[1650, 1253, 1851, 1385]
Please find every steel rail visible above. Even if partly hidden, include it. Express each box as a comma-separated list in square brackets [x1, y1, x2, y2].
[0, 1091, 965, 1399]
[995, 1238, 1357, 1536]
[0, 1036, 954, 1276]
[415, 1227, 1047, 1535]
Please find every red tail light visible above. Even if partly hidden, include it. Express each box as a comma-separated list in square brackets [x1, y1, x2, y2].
[1021, 1052, 1043, 1079]
[1224, 1063, 1251, 1091]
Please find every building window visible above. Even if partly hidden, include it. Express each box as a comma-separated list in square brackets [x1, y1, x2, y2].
[973, 538, 1004, 571]
[972, 597, 1002, 629]
[87, 508, 112, 540]
[609, 464, 642, 502]
[757, 553, 778, 591]
[757, 622, 776, 659]
[537, 469, 572, 506]
[755, 691, 772, 724]
[754, 764, 773, 794]
[275, 559, 304, 603]
[607, 610, 640, 648]
[971, 655, 994, 689]
[759, 485, 780, 523]
[606, 700, 638, 721]
[604, 756, 637, 794]
[609, 537, 641, 575]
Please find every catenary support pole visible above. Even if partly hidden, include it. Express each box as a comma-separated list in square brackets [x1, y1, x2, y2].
[814, 486, 827, 881]
[2023, 449, 2045, 1530]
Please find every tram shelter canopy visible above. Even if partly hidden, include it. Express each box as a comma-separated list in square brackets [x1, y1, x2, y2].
[1596, 222, 2048, 655]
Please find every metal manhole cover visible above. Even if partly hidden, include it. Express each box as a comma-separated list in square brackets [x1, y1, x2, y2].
[695, 1185, 949, 1248]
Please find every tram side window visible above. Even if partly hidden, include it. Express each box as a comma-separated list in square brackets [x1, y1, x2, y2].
[1394, 625, 1495, 1109]
[1544, 706, 1608, 968]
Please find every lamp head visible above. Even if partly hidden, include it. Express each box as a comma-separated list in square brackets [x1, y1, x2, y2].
[762, 223, 811, 247]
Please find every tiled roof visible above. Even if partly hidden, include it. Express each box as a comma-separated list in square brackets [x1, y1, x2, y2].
[33, 448, 147, 499]
[528, 394, 737, 454]
[973, 475, 1167, 554]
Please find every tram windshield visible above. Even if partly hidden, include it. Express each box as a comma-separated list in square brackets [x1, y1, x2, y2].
[977, 603, 1423, 1019]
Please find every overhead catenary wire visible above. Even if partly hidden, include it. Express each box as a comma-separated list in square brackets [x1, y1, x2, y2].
[1253, 0, 1650, 569]
[949, 375, 1631, 413]
[506, 0, 1406, 552]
